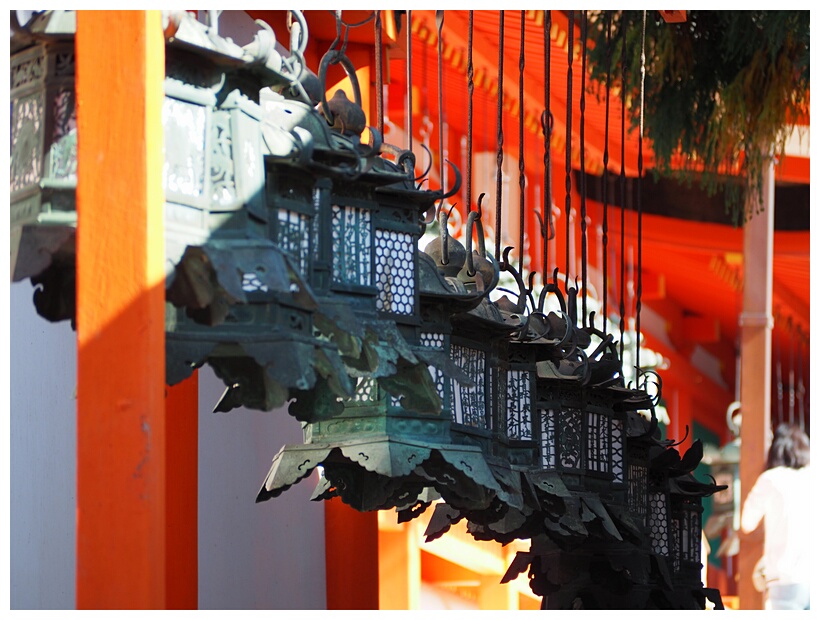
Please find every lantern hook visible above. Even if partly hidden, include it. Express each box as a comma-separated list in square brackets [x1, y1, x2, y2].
[433, 160, 462, 201]
[667, 424, 691, 448]
[414, 143, 435, 185]
[356, 126, 383, 159]
[498, 248, 535, 315]
[637, 367, 663, 408]
[464, 200, 487, 277]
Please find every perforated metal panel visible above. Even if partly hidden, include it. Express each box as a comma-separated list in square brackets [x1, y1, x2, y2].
[538, 407, 557, 468]
[586, 411, 611, 474]
[505, 370, 532, 440]
[450, 344, 486, 428]
[629, 462, 648, 525]
[276, 209, 311, 275]
[352, 376, 379, 404]
[421, 331, 448, 411]
[242, 271, 269, 293]
[648, 491, 670, 556]
[420, 332, 445, 349]
[558, 407, 584, 470]
[331, 205, 371, 286]
[671, 515, 682, 572]
[374, 229, 415, 315]
[611, 418, 624, 483]
[683, 502, 702, 564]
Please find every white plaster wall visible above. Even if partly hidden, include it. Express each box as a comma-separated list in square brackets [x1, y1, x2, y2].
[9, 281, 327, 609]
[9, 281, 77, 609]
[197, 367, 327, 610]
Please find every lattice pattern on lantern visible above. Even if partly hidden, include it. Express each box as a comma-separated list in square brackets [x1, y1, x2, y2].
[671, 515, 682, 572]
[450, 344, 486, 428]
[648, 491, 670, 556]
[351, 377, 380, 404]
[420, 331, 448, 411]
[538, 407, 556, 468]
[420, 332, 445, 349]
[331, 205, 372, 286]
[241, 271, 270, 293]
[374, 229, 415, 315]
[276, 209, 311, 275]
[586, 411, 611, 474]
[682, 501, 702, 564]
[611, 418, 625, 483]
[163, 97, 207, 198]
[49, 88, 77, 179]
[629, 462, 648, 525]
[505, 370, 533, 440]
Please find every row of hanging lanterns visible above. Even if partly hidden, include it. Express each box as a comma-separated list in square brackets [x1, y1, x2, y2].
[9, 9, 726, 609]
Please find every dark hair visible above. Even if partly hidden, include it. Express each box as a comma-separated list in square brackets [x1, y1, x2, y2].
[767, 424, 810, 470]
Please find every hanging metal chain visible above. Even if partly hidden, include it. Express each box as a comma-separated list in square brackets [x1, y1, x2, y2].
[618, 11, 627, 364]
[375, 11, 383, 136]
[495, 11, 505, 261]
[407, 10, 413, 153]
[331, 10, 376, 29]
[636, 9, 646, 372]
[518, 11, 526, 275]
[466, 11, 474, 214]
[580, 10, 588, 327]
[437, 10, 446, 214]
[542, 10, 553, 285]
[602, 11, 612, 335]
[565, 10, 574, 293]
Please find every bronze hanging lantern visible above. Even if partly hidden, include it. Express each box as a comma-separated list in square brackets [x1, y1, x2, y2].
[10, 10, 77, 322]
[256, 195, 533, 517]
[159, 11, 361, 412]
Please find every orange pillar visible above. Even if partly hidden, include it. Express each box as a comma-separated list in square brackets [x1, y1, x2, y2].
[165, 373, 199, 609]
[76, 11, 168, 608]
[738, 158, 775, 610]
[325, 498, 380, 609]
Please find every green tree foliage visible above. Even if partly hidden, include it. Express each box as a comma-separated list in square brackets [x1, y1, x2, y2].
[586, 10, 809, 223]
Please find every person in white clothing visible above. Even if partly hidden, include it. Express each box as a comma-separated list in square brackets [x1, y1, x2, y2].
[741, 424, 811, 610]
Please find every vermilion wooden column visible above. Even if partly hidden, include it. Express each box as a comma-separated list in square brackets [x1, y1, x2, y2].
[738, 158, 775, 611]
[325, 498, 380, 609]
[165, 373, 199, 609]
[76, 11, 169, 608]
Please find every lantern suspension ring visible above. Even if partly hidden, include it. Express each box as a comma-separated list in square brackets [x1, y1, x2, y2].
[287, 9, 309, 56]
[317, 51, 362, 129]
[414, 143, 435, 187]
